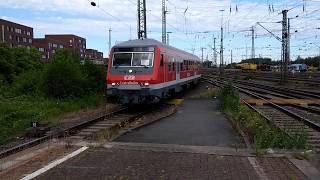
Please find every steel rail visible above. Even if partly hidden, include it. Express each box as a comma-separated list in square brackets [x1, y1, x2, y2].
[0, 107, 128, 159]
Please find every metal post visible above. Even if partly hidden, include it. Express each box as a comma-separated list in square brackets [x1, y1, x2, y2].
[288, 18, 290, 64]
[108, 28, 112, 56]
[246, 44, 248, 59]
[137, 0, 147, 39]
[231, 49, 233, 65]
[167, 32, 172, 45]
[162, 0, 167, 44]
[213, 37, 217, 66]
[201, 47, 204, 63]
[282, 10, 289, 83]
[220, 10, 224, 76]
[251, 26, 255, 59]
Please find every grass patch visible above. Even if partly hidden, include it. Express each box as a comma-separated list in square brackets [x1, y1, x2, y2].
[199, 88, 218, 98]
[0, 94, 105, 144]
[218, 84, 308, 151]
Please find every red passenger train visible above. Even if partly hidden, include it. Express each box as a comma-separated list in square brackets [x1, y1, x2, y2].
[106, 38, 201, 104]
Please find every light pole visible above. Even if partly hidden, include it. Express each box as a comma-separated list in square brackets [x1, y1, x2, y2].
[167, 32, 172, 45]
[219, 9, 225, 76]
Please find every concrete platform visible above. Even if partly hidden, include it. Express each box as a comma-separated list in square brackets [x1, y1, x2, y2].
[36, 143, 309, 180]
[115, 99, 241, 147]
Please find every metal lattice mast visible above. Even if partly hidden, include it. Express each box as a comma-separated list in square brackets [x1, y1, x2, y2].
[219, 10, 224, 76]
[251, 26, 255, 59]
[137, 0, 147, 39]
[162, 0, 167, 43]
[282, 10, 289, 83]
[213, 37, 217, 66]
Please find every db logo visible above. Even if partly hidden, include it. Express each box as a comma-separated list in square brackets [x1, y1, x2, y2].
[124, 75, 135, 80]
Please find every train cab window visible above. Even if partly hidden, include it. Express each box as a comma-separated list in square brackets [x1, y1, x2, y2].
[132, 53, 153, 67]
[160, 54, 164, 66]
[113, 53, 132, 66]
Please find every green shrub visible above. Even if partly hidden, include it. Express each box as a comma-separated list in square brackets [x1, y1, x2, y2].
[44, 56, 84, 98]
[0, 43, 43, 84]
[12, 70, 45, 95]
[218, 84, 308, 150]
[217, 84, 239, 111]
[82, 60, 106, 93]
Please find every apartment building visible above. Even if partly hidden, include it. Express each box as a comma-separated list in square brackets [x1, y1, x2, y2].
[33, 38, 64, 61]
[0, 19, 33, 48]
[45, 34, 86, 58]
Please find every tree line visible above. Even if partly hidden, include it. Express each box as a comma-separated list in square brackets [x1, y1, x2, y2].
[0, 43, 106, 98]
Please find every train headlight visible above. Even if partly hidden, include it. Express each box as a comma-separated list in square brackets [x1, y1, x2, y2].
[111, 82, 116, 86]
[144, 82, 149, 86]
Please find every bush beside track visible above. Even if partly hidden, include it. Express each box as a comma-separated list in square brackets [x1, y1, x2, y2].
[217, 84, 309, 152]
[0, 43, 106, 144]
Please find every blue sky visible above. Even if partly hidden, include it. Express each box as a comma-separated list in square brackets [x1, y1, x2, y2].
[1, 0, 320, 63]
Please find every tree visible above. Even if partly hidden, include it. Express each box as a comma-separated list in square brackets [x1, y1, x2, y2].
[12, 47, 43, 75]
[44, 49, 84, 98]
[0, 43, 15, 84]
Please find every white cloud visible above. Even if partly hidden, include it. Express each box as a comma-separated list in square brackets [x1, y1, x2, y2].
[1, 0, 320, 60]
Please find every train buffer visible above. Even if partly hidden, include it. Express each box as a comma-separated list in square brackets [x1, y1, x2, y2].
[242, 98, 320, 106]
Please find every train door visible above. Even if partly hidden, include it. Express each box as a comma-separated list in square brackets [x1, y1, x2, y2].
[176, 58, 180, 81]
[160, 54, 165, 83]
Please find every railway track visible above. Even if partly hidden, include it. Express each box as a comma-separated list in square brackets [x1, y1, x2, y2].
[203, 69, 320, 86]
[203, 77, 320, 152]
[0, 104, 170, 159]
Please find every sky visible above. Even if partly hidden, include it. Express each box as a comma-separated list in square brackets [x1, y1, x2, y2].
[0, 0, 320, 63]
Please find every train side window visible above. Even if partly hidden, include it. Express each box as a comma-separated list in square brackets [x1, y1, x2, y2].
[160, 54, 164, 66]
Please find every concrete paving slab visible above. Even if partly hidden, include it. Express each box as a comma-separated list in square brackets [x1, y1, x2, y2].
[115, 99, 241, 147]
[36, 145, 309, 180]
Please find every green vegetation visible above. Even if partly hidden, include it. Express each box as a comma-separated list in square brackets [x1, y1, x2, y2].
[198, 88, 218, 98]
[0, 44, 107, 143]
[239, 56, 320, 68]
[218, 84, 308, 151]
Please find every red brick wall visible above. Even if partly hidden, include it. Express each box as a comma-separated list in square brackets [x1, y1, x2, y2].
[45, 34, 86, 58]
[0, 19, 33, 48]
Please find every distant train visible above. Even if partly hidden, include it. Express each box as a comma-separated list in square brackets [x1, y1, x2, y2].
[235, 63, 272, 71]
[288, 64, 307, 72]
[106, 38, 201, 104]
[235, 63, 257, 71]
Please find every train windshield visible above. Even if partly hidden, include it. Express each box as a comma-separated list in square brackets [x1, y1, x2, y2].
[113, 52, 154, 67]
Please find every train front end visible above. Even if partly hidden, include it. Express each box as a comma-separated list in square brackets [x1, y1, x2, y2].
[106, 43, 159, 104]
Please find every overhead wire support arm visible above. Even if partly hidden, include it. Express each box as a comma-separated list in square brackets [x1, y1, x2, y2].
[256, 22, 282, 42]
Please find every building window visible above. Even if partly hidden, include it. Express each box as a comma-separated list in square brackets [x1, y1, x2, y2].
[27, 31, 31, 36]
[42, 55, 46, 59]
[59, 45, 63, 48]
[10, 27, 13, 32]
[39, 47, 44, 52]
[29, 39, 32, 43]
[23, 37, 27, 42]
[53, 43, 57, 48]
[52, 49, 55, 53]
[9, 35, 12, 40]
[79, 39, 81, 43]
[48, 43, 52, 48]
[15, 28, 22, 34]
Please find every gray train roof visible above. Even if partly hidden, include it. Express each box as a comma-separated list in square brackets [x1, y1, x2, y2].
[113, 38, 200, 61]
